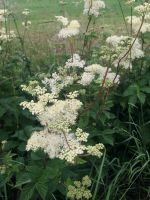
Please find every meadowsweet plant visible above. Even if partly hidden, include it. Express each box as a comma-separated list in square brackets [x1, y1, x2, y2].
[0, 9, 15, 50]
[126, 2, 150, 34]
[22, 9, 31, 29]
[83, 0, 105, 17]
[19, 0, 150, 198]
[20, 79, 104, 163]
[67, 176, 92, 199]
[103, 35, 144, 69]
[57, 18, 80, 39]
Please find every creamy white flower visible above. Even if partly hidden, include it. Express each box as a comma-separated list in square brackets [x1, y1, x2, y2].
[84, 64, 108, 75]
[42, 71, 75, 95]
[86, 143, 104, 157]
[68, 20, 80, 29]
[22, 9, 30, 16]
[55, 16, 68, 26]
[106, 72, 120, 84]
[134, 3, 150, 14]
[22, 20, 32, 28]
[126, 16, 150, 33]
[75, 128, 89, 142]
[0, 9, 7, 15]
[21, 66, 104, 163]
[67, 91, 79, 99]
[0, 28, 16, 42]
[38, 98, 82, 127]
[106, 35, 144, 69]
[26, 129, 64, 158]
[58, 20, 80, 38]
[83, 0, 105, 17]
[79, 72, 95, 86]
[65, 54, 85, 68]
[67, 176, 92, 199]
[58, 133, 86, 163]
[126, 0, 135, 5]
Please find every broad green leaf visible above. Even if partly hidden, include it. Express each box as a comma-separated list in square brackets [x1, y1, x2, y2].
[36, 182, 48, 200]
[137, 92, 146, 104]
[0, 106, 6, 118]
[15, 173, 31, 187]
[141, 87, 150, 94]
[20, 184, 35, 200]
[75, 157, 87, 165]
[123, 84, 138, 97]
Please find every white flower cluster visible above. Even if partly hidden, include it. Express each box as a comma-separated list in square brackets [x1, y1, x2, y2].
[106, 35, 144, 69]
[134, 3, 150, 15]
[42, 68, 75, 94]
[22, 20, 32, 28]
[0, 9, 15, 49]
[22, 9, 31, 28]
[67, 176, 92, 199]
[86, 143, 104, 158]
[22, 9, 30, 16]
[67, 91, 79, 99]
[126, 2, 150, 34]
[0, 9, 7, 22]
[0, 28, 15, 42]
[79, 64, 120, 86]
[21, 81, 104, 163]
[79, 72, 95, 86]
[56, 16, 80, 39]
[75, 128, 89, 142]
[83, 0, 105, 17]
[125, 0, 135, 5]
[65, 54, 85, 68]
[55, 16, 68, 26]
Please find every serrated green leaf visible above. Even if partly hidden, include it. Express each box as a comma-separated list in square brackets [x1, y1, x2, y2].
[141, 87, 150, 94]
[36, 182, 48, 200]
[75, 157, 87, 165]
[20, 184, 35, 200]
[123, 84, 138, 97]
[129, 96, 137, 105]
[102, 134, 114, 146]
[15, 173, 31, 187]
[137, 92, 146, 104]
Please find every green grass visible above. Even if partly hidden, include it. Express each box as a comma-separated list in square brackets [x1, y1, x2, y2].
[7, 0, 132, 33]
[3, 0, 135, 66]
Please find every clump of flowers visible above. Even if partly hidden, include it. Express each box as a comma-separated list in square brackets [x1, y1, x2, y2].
[55, 16, 68, 26]
[83, 0, 105, 17]
[56, 16, 80, 39]
[105, 35, 144, 69]
[22, 20, 31, 28]
[79, 64, 120, 86]
[22, 9, 31, 29]
[22, 8, 30, 16]
[0, 28, 16, 42]
[0, 9, 7, 22]
[0, 9, 15, 47]
[65, 54, 85, 68]
[20, 79, 104, 163]
[0, 165, 6, 175]
[67, 176, 92, 199]
[126, 0, 135, 5]
[126, 2, 150, 34]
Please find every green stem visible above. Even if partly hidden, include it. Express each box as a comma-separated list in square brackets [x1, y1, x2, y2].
[4, 183, 8, 200]
[92, 149, 106, 200]
[117, 0, 129, 35]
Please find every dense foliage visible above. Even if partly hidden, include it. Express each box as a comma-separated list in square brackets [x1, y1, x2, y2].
[0, 0, 150, 200]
